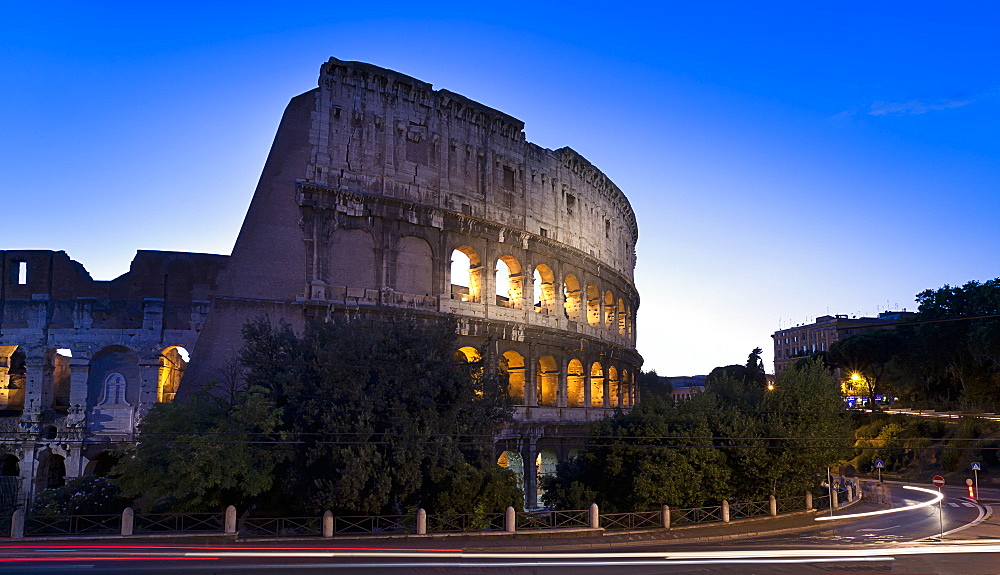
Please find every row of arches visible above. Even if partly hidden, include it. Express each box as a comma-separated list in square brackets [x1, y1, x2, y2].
[451, 247, 635, 338]
[455, 347, 635, 408]
[0, 344, 189, 412]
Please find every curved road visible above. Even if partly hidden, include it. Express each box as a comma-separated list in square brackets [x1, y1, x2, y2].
[0, 483, 996, 574]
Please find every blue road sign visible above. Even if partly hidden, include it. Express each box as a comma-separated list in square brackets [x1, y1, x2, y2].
[875, 460, 885, 469]
[972, 462, 981, 471]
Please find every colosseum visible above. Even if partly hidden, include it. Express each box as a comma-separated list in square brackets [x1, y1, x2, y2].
[0, 57, 641, 509]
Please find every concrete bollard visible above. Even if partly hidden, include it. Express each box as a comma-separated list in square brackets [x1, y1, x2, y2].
[505, 506, 516, 533]
[831, 489, 839, 510]
[416, 508, 427, 535]
[721, 500, 730, 523]
[121, 507, 134, 536]
[224, 505, 237, 535]
[769, 495, 777, 517]
[806, 491, 813, 510]
[661, 505, 670, 530]
[589, 503, 599, 529]
[322, 511, 334, 538]
[10, 509, 24, 538]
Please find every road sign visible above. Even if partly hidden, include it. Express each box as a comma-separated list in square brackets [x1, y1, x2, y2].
[875, 460, 885, 469]
[972, 462, 981, 471]
[932, 475, 945, 487]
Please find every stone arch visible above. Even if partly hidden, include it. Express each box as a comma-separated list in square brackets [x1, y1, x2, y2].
[536, 356, 559, 407]
[566, 359, 585, 407]
[0, 454, 18, 477]
[563, 274, 581, 321]
[533, 264, 556, 315]
[495, 255, 523, 309]
[38, 453, 66, 490]
[590, 362, 605, 407]
[608, 366, 620, 408]
[618, 298, 626, 336]
[87, 346, 139, 433]
[0, 453, 19, 512]
[450, 246, 482, 302]
[497, 450, 524, 491]
[603, 291, 615, 330]
[586, 283, 600, 326]
[84, 452, 119, 477]
[329, 228, 377, 289]
[455, 346, 483, 393]
[454, 346, 482, 364]
[536, 448, 559, 506]
[157, 346, 189, 404]
[0, 346, 25, 411]
[49, 348, 72, 410]
[500, 350, 526, 404]
[621, 369, 631, 407]
[396, 235, 434, 296]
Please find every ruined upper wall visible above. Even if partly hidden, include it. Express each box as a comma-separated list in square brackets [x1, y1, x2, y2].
[306, 57, 638, 280]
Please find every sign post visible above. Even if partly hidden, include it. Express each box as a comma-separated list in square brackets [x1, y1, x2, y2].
[875, 459, 884, 483]
[971, 462, 981, 500]
[932, 475, 945, 539]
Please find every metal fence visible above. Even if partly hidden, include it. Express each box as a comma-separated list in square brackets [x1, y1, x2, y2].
[24, 514, 121, 536]
[516, 509, 590, 530]
[241, 516, 322, 537]
[600, 510, 662, 531]
[333, 514, 415, 535]
[134, 513, 224, 534]
[428, 512, 505, 533]
[671, 505, 724, 526]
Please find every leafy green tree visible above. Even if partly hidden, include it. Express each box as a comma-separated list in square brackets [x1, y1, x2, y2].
[542, 394, 730, 511]
[744, 347, 767, 389]
[638, 369, 672, 399]
[30, 476, 129, 516]
[830, 329, 904, 406]
[113, 386, 287, 512]
[238, 316, 520, 515]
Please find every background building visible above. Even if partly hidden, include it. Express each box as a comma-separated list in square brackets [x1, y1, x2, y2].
[771, 311, 916, 374]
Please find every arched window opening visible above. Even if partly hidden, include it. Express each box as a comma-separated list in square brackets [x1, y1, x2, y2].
[497, 450, 525, 491]
[158, 346, 189, 404]
[627, 305, 633, 339]
[0, 346, 25, 411]
[533, 265, 555, 315]
[536, 449, 559, 506]
[536, 356, 559, 407]
[396, 236, 434, 296]
[621, 370, 631, 407]
[590, 362, 605, 408]
[618, 298, 626, 336]
[0, 454, 19, 476]
[85, 452, 120, 477]
[567, 359, 585, 407]
[41, 454, 66, 490]
[586, 283, 600, 326]
[450, 246, 483, 302]
[563, 275, 581, 321]
[500, 350, 526, 404]
[608, 366, 620, 408]
[495, 256, 523, 309]
[603, 291, 615, 330]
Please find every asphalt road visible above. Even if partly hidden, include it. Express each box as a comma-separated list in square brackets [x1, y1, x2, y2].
[1, 483, 997, 574]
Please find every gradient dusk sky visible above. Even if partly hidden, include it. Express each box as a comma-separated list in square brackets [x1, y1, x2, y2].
[2, 2, 997, 376]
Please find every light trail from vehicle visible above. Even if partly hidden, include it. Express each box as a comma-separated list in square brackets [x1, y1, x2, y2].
[815, 485, 944, 521]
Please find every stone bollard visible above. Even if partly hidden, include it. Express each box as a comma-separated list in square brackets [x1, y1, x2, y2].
[831, 489, 839, 510]
[661, 505, 670, 530]
[806, 491, 813, 511]
[505, 506, 516, 533]
[416, 508, 427, 535]
[589, 503, 599, 529]
[121, 507, 135, 536]
[10, 509, 24, 539]
[721, 500, 730, 523]
[322, 511, 334, 538]
[769, 495, 777, 517]
[224, 505, 237, 535]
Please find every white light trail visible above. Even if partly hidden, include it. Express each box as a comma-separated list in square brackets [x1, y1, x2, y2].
[815, 485, 943, 521]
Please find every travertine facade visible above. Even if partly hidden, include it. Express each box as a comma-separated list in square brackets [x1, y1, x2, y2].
[0, 250, 227, 509]
[187, 58, 642, 507]
[0, 58, 642, 510]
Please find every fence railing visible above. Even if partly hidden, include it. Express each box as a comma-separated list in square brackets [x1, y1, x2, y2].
[4, 489, 836, 539]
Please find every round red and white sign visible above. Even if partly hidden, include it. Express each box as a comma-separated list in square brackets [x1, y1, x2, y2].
[932, 475, 945, 487]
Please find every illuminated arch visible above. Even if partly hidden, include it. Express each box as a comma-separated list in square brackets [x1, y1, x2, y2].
[495, 255, 523, 309]
[533, 264, 556, 315]
[608, 366, 620, 408]
[590, 362, 605, 407]
[604, 291, 615, 330]
[500, 350, 526, 404]
[0, 346, 26, 411]
[586, 283, 600, 326]
[157, 346, 189, 403]
[450, 246, 482, 302]
[563, 274, 581, 321]
[618, 298, 626, 336]
[536, 356, 559, 407]
[497, 450, 525, 490]
[567, 359, 585, 407]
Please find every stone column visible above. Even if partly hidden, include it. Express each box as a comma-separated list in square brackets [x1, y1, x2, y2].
[137, 357, 161, 422]
[525, 351, 537, 406]
[20, 351, 46, 430]
[557, 356, 568, 408]
[522, 439, 538, 509]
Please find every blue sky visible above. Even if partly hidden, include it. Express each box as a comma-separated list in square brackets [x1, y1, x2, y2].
[2, 2, 997, 375]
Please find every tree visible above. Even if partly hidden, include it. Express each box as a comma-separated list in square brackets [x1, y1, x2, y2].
[238, 316, 520, 515]
[113, 386, 287, 512]
[830, 329, 904, 406]
[744, 347, 767, 389]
